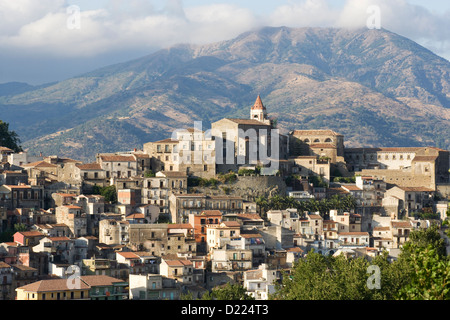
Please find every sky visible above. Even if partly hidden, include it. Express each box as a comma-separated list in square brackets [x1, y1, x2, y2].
[1, 0, 449, 85]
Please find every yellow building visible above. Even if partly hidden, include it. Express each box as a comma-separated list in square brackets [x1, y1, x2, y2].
[16, 278, 90, 300]
[16, 275, 128, 300]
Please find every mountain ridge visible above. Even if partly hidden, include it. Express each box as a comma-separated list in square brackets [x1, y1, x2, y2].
[0, 26, 449, 162]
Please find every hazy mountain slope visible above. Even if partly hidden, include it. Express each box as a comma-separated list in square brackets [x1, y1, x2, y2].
[0, 26, 449, 162]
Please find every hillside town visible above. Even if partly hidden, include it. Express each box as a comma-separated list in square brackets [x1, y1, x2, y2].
[0, 95, 449, 301]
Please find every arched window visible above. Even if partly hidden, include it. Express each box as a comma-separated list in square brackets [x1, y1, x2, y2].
[325, 138, 332, 143]
[304, 139, 310, 143]
[313, 139, 320, 143]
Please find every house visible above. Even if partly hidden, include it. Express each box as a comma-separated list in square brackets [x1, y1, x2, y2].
[143, 128, 216, 179]
[224, 213, 265, 230]
[55, 205, 87, 238]
[384, 186, 435, 217]
[10, 264, 38, 299]
[13, 231, 45, 247]
[16, 277, 90, 300]
[115, 252, 146, 275]
[0, 185, 44, 210]
[344, 147, 449, 189]
[288, 156, 331, 184]
[188, 210, 222, 253]
[82, 275, 128, 300]
[96, 154, 138, 181]
[206, 221, 241, 252]
[337, 232, 370, 248]
[15, 275, 127, 300]
[126, 213, 147, 224]
[33, 236, 75, 264]
[210, 247, 253, 273]
[129, 273, 180, 300]
[243, 264, 277, 300]
[57, 162, 107, 194]
[391, 220, 413, 248]
[372, 226, 394, 250]
[169, 193, 244, 224]
[285, 247, 304, 267]
[160, 258, 194, 285]
[31, 224, 71, 238]
[99, 219, 130, 246]
[0, 261, 12, 300]
[267, 209, 300, 232]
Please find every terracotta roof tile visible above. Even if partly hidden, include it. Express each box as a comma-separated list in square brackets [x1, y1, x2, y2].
[99, 155, 136, 162]
[224, 118, 271, 126]
[251, 95, 265, 110]
[292, 130, 342, 136]
[76, 163, 103, 170]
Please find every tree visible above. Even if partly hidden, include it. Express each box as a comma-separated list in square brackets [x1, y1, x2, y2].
[272, 250, 406, 300]
[93, 185, 117, 203]
[14, 223, 28, 232]
[201, 283, 254, 300]
[0, 120, 22, 152]
[144, 170, 155, 178]
[397, 245, 450, 300]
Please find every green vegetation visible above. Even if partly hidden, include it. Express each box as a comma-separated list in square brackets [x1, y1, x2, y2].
[188, 177, 219, 188]
[238, 167, 261, 176]
[333, 176, 356, 183]
[144, 170, 155, 177]
[0, 223, 29, 242]
[201, 283, 254, 300]
[412, 207, 441, 221]
[0, 120, 22, 152]
[217, 172, 237, 184]
[272, 226, 450, 300]
[92, 185, 117, 203]
[308, 175, 328, 188]
[256, 194, 357, 219]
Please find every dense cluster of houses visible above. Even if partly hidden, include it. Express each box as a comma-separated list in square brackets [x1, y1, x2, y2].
[0, 96, 449, 300]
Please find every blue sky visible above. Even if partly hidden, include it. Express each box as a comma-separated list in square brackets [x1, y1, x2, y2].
[1, 0, 449, 84]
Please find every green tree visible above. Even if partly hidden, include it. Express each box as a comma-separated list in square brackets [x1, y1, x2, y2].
[93, 185, 117, 203]
[144, 170, 155, 177]
[200, 283, 254, 300]
[0, 120, 22, 152]
[397, 245, 450, 300]
[14, 223, 28, 232]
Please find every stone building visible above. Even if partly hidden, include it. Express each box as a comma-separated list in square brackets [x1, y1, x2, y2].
[211, 96, 288, 174]
[289, 129, 345, 163]
[169, 194, 244, 224]
[58, 162, 107, 194]
[344, 147, 449, 190]
[384, 186, 435, 217]
[96, 154, 138, 181]
[143, 128, 216, 179]
[0, 184, 44, 210]
[55, 205, 88, 238]
[141, 171, 188, 216]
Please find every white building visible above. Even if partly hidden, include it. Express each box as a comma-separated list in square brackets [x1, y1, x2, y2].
[243, 264, 277, 300]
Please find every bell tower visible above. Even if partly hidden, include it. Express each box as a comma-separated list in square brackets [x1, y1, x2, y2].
[250, 95, 271, 125]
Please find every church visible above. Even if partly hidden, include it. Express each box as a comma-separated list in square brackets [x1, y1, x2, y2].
[211, 96, 288, 174]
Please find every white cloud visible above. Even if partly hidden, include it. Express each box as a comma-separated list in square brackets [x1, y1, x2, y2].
[0, 0, 449, 64]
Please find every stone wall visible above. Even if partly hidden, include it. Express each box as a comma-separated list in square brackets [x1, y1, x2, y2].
[437, 184, 450, 200]
[192, 175, 287, 201]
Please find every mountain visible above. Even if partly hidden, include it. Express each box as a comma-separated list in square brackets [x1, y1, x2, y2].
[0, 26, 449, 162]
